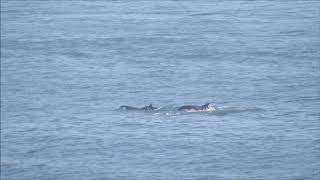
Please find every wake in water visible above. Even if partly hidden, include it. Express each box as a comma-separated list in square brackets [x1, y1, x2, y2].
[118, 103, 263, 115]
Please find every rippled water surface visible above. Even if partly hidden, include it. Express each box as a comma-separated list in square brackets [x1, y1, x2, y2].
[1, 0, 320, 179]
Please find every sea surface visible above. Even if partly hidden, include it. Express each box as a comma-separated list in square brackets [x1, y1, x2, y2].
[1, 0, 320, 179]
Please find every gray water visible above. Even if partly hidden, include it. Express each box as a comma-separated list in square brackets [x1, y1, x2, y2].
[1, 0, 320, 179]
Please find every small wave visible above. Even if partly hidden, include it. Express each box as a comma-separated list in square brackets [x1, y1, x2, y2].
[190, 12, 217, 16]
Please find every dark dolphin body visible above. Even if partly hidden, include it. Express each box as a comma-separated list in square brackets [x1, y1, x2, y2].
[120, 104, 157, 111]
[178, 103, 215, 112]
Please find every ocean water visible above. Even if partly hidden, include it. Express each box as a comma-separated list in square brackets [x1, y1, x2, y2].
[1, 0, 320, 179]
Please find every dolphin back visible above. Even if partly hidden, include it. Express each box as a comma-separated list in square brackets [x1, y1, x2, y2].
[119, 105, 140, 110]
[202, 103, 216, 111]
[178, 103, 215, 112]
[120, 104, 157, 111]
[178, 105, 202, 111]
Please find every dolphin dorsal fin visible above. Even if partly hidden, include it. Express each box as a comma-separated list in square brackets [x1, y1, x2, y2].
[203, 103, 210, 108]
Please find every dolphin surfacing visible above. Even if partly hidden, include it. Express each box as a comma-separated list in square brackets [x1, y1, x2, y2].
[120, 104, 157, 111]
[178, 103, 216, 112]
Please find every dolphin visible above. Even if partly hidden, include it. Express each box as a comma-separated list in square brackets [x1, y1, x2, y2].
[178, 103, 216, 112]
[119, 104, 157, 111]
